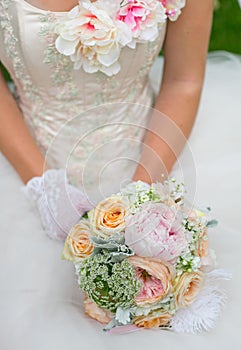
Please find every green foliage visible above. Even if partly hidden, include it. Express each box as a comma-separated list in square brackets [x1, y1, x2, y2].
[0, 62, 11, 81]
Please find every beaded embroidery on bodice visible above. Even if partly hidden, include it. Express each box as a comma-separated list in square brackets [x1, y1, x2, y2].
[0, 0, 184, 200]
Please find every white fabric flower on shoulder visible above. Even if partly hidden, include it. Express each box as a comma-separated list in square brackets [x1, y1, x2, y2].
[55, 0, 132, 76]
[160, 0, 186, 21]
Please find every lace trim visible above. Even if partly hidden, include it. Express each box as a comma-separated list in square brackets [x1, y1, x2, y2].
[0, 0, 40, 100]
[0, 0, 52, 153]
[39, 13, 79, 100]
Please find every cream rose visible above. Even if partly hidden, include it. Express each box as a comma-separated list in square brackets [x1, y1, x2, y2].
[62, 219, 94, 262]
[133, 310, 172, 328]
[88, 195, 129, 238]
[173, 271, 204, 308]
[84, 294, 112, 324]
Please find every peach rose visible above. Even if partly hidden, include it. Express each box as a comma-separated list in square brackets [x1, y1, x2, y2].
[128, 256, 173, 307]
[133, 310, 172, 328]
[62, 219, 94, 262]
[197, 228, 216, 272]
[84, 294, 112, 324]
[198, 228, 209, 258]
[88, 196, 130, 238]
[173, 271, 204, 308]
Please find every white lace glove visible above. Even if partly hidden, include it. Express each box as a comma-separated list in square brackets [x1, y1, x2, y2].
[23, 169, 93, 240]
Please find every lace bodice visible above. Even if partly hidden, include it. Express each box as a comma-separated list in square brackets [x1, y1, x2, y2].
[0, 0, 185, 202]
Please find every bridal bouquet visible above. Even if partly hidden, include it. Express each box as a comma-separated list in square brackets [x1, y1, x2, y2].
[62, 179, 230, 333]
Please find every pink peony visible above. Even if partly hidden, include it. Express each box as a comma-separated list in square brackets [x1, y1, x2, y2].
[125, 203, 188, 263]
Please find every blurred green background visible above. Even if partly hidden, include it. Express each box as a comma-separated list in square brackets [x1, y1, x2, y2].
[1, 0, 241, 81]
[209, 0, 241, 53]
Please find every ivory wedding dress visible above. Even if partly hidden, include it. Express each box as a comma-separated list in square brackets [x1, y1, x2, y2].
[0, 0, 241, 349]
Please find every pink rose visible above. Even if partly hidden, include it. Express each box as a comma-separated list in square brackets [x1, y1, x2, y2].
[125, 203, 188, 263]
[128, 255, 172, 306]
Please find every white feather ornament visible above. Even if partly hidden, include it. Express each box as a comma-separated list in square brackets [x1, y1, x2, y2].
[170, 269, 232, 333]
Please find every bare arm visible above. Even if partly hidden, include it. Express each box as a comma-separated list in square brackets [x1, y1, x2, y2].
[0, 70, 45, 183]
[0, 69, 91, 239]
[133, 0, 214, 183]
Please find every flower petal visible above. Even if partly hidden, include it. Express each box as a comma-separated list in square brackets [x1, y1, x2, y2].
[55, 36, 78, 56]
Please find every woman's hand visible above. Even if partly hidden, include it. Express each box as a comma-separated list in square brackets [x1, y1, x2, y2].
[24, 169, 93, 240]
[133, 0, 214, 184]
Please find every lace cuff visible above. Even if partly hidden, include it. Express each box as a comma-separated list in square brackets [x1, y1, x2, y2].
[23, 169, 93, 240]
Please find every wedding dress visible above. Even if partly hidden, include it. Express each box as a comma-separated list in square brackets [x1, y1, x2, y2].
[0, 1, 241, 349]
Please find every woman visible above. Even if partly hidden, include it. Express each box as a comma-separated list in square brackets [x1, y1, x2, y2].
[0, 0, 241, 349]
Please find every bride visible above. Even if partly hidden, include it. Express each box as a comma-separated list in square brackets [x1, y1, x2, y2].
[0, 0, 241, 348]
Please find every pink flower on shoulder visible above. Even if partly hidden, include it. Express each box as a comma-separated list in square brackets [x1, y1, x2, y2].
[117, 0, 166, 46]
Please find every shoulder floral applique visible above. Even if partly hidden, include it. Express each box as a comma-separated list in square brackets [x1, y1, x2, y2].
[160, 0, 186, 21]
[55, 0, 185, 76]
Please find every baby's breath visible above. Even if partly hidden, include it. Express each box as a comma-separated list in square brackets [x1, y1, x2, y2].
[175, 252, 201, 276]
